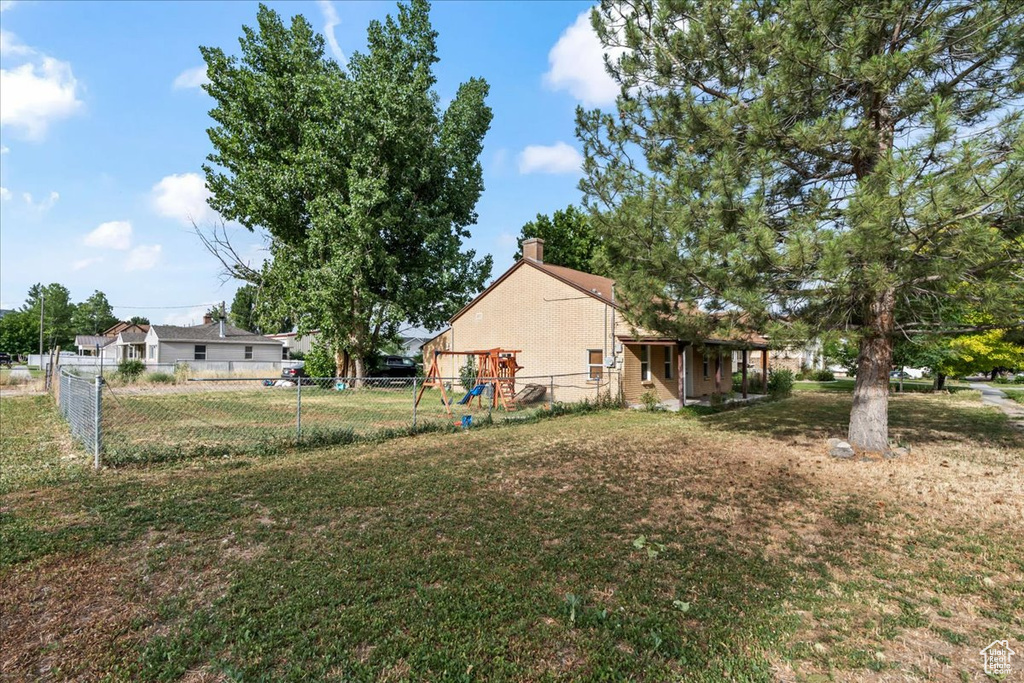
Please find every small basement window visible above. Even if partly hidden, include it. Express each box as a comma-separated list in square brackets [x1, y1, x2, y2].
[194, 344, 206, 361]
[244, 345, 253, 360]
[587, 349, 603, 381]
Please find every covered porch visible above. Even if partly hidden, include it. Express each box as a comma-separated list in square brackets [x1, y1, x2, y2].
[619, 337, 769, 409]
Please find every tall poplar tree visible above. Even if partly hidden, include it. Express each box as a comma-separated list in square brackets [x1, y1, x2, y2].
[201, 0, 492, 376]
[580, 0, 1023, 452]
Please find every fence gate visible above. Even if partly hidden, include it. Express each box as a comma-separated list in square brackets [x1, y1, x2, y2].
[57, 368, 102, 469]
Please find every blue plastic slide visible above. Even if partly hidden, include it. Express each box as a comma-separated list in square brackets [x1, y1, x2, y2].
[457, 384, 487, 405]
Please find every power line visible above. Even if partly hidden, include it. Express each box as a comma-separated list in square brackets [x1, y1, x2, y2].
[111, 302, 219, 310]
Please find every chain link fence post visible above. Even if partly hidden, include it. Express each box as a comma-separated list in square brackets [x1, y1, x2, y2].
[94, 374, 103, 470]
[296, 378, 303, 444]
[412, 376, 418, 430]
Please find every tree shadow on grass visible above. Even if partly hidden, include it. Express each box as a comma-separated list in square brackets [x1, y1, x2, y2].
[701, 392, 1023, 450]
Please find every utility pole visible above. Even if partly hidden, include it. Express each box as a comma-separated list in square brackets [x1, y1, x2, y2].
[38, 289, 45, 360]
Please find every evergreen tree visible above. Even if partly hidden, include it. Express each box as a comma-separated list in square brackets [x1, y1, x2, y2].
[580, 0, 1024, 452]
[201, 1, 493, 377]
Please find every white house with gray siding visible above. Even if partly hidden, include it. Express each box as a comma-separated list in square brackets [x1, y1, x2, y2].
[144, 319, 283, 367]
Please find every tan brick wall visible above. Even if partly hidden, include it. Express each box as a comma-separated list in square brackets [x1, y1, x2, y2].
[448, 264, 620, 403]
[621, 343, 733, 403]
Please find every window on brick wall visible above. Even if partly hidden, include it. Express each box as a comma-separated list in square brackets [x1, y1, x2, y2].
[664, 346, 673, 380]
[640, 345, 651, 381]
[702, 352, 709, 379]
[587, 349, 603, 381]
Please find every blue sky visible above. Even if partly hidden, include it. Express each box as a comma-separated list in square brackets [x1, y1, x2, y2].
[0, 0, 616, 325]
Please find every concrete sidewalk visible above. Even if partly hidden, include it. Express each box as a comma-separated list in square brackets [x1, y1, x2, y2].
[970, 382, 1024, 430]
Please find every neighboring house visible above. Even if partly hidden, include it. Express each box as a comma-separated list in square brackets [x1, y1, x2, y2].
[743, 340, 826, 375]
[269, 328, 435, 359]
[144, 316, 283, 365]
[421, 238, 768, 406]
[75, 321, 151, 360]
[266, 330, 318, 358]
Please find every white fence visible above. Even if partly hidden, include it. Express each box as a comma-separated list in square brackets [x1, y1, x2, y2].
[31, 355, 283, 375]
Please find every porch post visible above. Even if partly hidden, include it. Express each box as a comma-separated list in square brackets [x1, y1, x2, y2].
[741, 349, 748, 399]
[677, 342, 686, 409]
[714, 348, 721, 394]
[761, 348, 768, 392]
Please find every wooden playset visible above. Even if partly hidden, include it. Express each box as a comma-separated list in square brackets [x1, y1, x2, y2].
[416, 348, 522, 417]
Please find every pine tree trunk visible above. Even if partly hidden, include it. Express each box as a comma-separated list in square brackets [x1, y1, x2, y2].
[847, 290, 895, 454]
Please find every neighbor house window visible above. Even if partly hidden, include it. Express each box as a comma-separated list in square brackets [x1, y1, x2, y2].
[194, 345, 206, 360]
[664, 347, 673, 380]
[702, 352, 710, 379]
[244, 345, 253, 360]
[282, 347, 289, 360]
[640, 345, 651, 381]
[588, 349, 603, 381]
[148, 345, 156, 360]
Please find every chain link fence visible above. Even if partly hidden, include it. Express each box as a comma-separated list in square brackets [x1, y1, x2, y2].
[56, 371, 619, 467]
[57, 367, 102, 468]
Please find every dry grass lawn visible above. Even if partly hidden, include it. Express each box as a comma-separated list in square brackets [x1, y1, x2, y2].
[1, 389, 1021, 681]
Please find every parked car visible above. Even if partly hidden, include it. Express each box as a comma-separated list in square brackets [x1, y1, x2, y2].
[372, 355, 418, 378]
[281, 362, 306, 380]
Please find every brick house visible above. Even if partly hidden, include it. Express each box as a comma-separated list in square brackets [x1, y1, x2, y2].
[422, 239, 768, 406]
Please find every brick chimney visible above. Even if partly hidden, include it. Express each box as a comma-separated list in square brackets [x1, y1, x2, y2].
[522, 238, 544, 263]
[202, 313, 213, 325]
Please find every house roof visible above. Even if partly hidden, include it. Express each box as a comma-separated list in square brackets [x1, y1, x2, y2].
[103, 321, 149, 337]
[150, 322, 283, 345]
[75, 335, 114, 348]
[118, 332, 147, 343]
[450, 257, 767, 348]
[450, 259, 617, 324]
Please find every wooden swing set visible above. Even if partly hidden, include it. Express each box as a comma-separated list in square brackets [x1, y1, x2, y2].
[415, 348, 522, 417]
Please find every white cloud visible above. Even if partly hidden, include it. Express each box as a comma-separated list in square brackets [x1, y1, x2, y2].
[0, 145, 9, 154]
[172, 65, 210, 90]
[22, 190, 59, 212]
[543, 10, 623, 107]
[72, 256, 103, 271]
[518, 142, 583, 175]
[0, 186, 10, 201]
[152, 172, 217, 225]
[0, 32, 83, 140]
[496, 231, 516, 248]
[0, 2, 16, 13]
[0, 29, 31, 57]
[125, 244, 162, 271]
[163, 305, 210, 326]
[85, 220, 133, 250]
[317, 1, 347, 66]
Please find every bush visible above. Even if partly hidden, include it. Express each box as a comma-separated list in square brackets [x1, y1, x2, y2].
[811, 369, 835, 382]
[174, 362, 191, 383]
[460, 355, 477, 392]
[148, 372, 174, 384]
[288, 350, 305, 361]
[1015, 374, 1024, 384]
[732, 371, 764, 393]
[117, 359, 145, 382]
[767, 368, 794, 398]
[639, 390, 662, 411]
[304, 342, 336, 378]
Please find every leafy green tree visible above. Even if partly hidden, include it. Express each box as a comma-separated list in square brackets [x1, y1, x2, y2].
[23, 283, 76, 351]
[0, 310, 37, 355]
[200, 0, 493, 377]
[128, 316, 150, 326]
[580, 0, 1024, 452]
[230, 284, 291, 334]
[515, 205, 603, 273]
[71, 290, 118, 336]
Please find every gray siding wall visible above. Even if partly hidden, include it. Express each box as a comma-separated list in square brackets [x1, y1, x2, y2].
[156, 340, 282, 364]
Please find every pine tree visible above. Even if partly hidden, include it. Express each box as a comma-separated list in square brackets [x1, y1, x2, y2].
[580, 0, 1024, 452]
